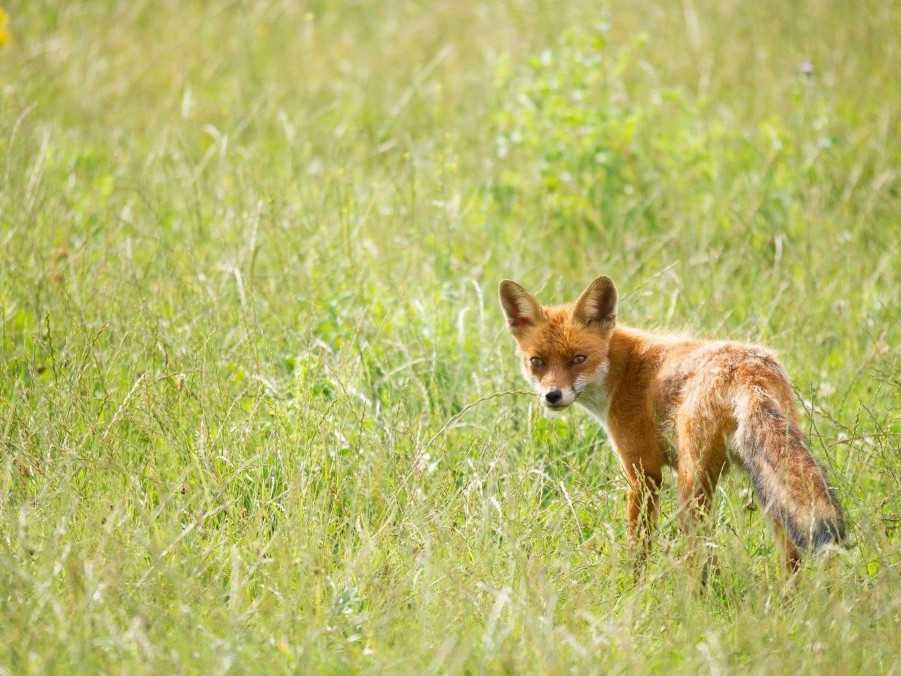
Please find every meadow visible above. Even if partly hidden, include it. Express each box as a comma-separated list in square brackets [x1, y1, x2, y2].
[1, 0, 899, 672]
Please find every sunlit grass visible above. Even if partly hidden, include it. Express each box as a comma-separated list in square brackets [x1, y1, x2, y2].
[0, 1, 899, 672]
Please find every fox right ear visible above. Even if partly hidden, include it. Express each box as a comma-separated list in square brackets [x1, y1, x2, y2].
[499, 280, 542, 334]
[573, 275, 617, 330]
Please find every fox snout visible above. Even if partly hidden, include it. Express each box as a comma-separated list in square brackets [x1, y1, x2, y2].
[538, 385, 577, 409]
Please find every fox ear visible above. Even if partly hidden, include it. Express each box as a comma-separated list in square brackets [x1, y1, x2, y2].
[573, 275, 617, 330]
[499, 280, 542, 334]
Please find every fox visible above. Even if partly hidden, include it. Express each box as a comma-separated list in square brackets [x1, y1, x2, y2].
[499, 274, 846, 572]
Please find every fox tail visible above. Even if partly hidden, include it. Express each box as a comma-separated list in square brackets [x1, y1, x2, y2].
[732, 386, 845, 551]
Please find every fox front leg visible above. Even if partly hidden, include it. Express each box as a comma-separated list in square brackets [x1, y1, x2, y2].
[625, 469, 662, 564]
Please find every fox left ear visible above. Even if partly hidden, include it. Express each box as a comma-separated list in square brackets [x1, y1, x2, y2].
[499, 280, 542, 335]
[573, 275, 617, 330]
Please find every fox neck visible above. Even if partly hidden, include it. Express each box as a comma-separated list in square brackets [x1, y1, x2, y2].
[575, 364, 611, 429]
[573, 325, 638, 430]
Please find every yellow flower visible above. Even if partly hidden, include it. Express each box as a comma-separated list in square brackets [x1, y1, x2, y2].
[0, 8, 9, 48]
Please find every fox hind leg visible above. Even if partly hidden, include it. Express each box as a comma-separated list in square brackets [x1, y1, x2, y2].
[770, 514, 802, 573]
[675, 414, 728, 583]
[675, 417, 727, 533]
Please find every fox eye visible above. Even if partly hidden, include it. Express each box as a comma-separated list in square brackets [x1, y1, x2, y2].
[529, 356, 545, 367]
[571, 354, 587, 365]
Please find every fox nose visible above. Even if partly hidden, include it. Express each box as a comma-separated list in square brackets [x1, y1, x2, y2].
[545, 389, 563, 404]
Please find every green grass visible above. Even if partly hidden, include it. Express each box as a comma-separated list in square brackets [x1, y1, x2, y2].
[1, 0, 899, 672]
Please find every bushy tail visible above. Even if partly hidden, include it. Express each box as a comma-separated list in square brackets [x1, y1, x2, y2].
[733, 387, 845, 551]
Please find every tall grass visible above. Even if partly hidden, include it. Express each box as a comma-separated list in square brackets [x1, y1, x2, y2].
[1, 1, 899, 672]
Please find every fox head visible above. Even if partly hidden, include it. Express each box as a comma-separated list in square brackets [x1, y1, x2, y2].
[499, 275, 617, 410]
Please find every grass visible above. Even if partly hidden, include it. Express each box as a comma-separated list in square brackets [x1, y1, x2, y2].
[1, 0, 899, 672]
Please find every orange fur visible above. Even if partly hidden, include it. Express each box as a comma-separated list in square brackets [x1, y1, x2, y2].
[500, 276, 845, 572]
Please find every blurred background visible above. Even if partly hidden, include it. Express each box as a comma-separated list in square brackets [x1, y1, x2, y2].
[0, 1, 898, 672]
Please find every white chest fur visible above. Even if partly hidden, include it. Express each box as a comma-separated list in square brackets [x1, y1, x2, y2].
[574, 360, 611, 433]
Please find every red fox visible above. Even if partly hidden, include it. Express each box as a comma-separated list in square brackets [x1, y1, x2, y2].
[499, 275, 845, 571]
